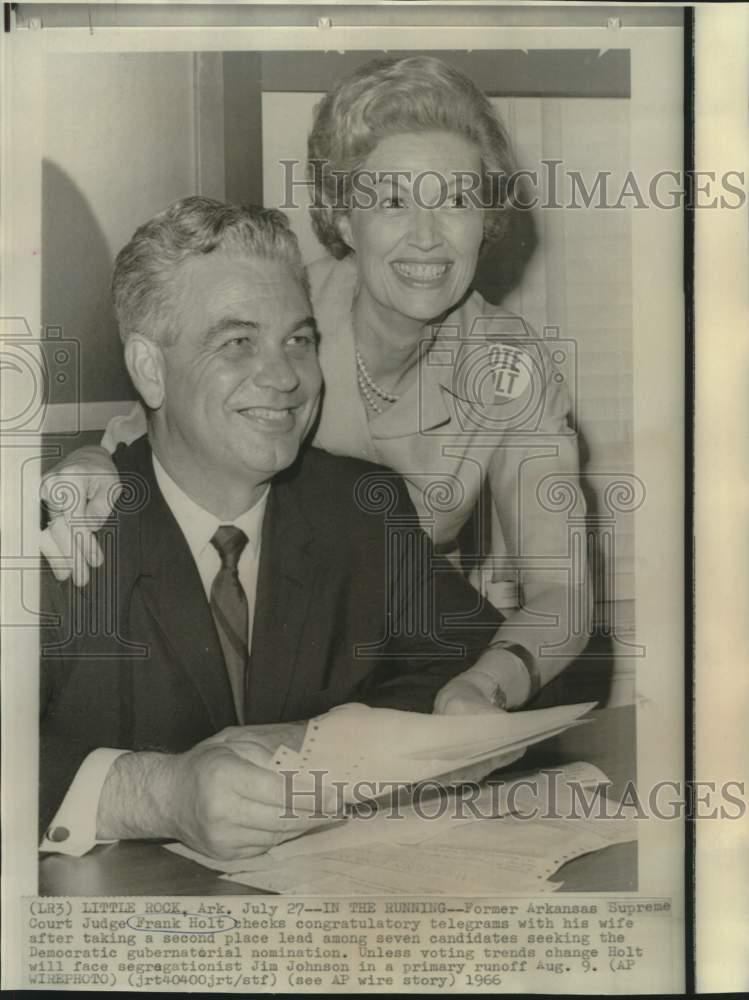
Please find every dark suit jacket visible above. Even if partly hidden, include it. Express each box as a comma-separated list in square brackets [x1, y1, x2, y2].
[40, 436, 504, 833]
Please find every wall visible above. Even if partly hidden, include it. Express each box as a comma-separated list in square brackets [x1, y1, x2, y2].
[42, 51, 224, 450]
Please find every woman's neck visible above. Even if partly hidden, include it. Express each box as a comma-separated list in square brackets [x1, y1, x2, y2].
[352, 289, 437, 393]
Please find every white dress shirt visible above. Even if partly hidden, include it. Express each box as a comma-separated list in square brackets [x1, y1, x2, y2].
[152, 455, 268, 663]
[40, 453, 268, 856]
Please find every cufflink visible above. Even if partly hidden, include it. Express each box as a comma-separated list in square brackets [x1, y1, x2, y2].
[47, 826, 70, 842]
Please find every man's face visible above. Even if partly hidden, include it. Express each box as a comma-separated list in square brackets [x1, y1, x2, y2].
[156, 252, 322, 493]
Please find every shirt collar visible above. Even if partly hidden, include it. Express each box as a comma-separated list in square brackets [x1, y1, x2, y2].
[152, 453, 269, 563]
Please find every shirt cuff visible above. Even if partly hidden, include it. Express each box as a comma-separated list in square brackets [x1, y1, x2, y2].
[39, 748, 130, 856]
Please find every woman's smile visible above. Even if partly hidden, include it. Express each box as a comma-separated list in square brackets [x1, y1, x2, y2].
[390, 259, 454, 287]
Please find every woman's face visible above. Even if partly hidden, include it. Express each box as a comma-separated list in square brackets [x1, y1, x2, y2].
[339, 130, 485, 328]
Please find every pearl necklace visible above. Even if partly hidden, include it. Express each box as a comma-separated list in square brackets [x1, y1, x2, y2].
[355, 349, 400, 415]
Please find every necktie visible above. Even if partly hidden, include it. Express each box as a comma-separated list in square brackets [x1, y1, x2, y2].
[210, 525, 249, 723]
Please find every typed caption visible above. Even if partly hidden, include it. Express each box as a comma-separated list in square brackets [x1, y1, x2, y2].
[22, 894, 677, 993]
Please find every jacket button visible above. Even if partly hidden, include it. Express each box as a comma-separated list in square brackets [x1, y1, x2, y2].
[48, 826, 70, 842]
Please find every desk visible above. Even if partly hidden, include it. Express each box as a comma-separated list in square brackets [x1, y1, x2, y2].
[39, 705, 636, 896]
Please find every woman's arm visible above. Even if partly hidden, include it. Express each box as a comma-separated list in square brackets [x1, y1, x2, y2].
[40, 402, 147, 586]
[435, 347, 592, 713]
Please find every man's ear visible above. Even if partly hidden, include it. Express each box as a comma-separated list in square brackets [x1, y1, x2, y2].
[124, 335, 166, 410]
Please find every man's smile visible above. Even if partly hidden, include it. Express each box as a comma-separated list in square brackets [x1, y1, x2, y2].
[234, 404, 300, 431]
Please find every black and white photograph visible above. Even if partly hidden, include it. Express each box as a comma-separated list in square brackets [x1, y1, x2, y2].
[2, 1, 747, 994]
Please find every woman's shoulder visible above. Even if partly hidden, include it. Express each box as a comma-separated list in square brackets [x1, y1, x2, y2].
[450, 289, 534, 338]
[439, 291, 542, 373]
[447, 291, 559, 366]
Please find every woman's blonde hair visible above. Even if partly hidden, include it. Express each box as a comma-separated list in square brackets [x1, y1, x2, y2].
[307, 55, 517, 259]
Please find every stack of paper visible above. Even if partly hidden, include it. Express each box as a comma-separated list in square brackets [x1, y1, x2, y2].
[166, 745, 637, 895]
[239, 700, 598, 802]
[165, 702, 639, 893]
[216, 810, 637, 895]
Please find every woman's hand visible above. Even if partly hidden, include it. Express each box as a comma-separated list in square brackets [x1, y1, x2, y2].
[432, 675, 524, 783]
[40, 446, 121, 587]
[433, 675, 502, 716]
[436, 644, 534, 717]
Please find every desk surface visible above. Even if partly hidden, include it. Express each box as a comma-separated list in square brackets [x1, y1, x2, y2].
[39, 705, 636, 896]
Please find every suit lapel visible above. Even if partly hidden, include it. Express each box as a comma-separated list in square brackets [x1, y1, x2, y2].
[123, 440, 237, 730]
[246, 475, 327, 724]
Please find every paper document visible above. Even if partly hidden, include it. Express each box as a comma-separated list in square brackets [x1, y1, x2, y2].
[165, 758, 633, 895]
[165, 704, 612, 892]
[217, 809, 636, 896]
[264, 700, 596, 801]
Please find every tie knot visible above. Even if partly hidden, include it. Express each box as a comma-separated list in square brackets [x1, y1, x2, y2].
[211, 525, 249, 571]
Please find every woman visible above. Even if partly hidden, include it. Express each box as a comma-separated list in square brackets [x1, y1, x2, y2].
[41, 56, 589, 716]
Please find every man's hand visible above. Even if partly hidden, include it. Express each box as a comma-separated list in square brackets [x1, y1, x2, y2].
[96, 737, 334, 861]
[40, 446, 121, 587]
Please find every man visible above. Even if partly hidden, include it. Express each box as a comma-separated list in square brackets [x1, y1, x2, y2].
[40, 197, 505, 862]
